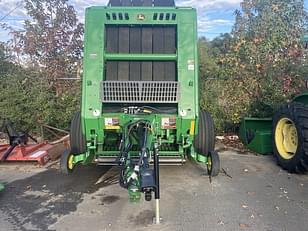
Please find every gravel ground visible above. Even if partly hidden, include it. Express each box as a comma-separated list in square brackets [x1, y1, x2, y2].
[0, 147, 307, 231]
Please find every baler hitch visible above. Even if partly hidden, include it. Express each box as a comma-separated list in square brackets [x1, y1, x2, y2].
[118, 120, 161, 223]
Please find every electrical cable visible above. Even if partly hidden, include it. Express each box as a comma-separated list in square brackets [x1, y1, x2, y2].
[0, 1, 23, 22]
[140, 106, 176, 114]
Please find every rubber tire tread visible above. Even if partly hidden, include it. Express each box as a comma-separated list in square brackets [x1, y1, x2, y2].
[272, 102, 308, 174]
[60, 150, 73, 175]
[208, 150, 220, 177]
[194, 111, 215, 156]
[70, 112, 86, 155]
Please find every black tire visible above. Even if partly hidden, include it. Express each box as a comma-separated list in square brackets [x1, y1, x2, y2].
[207, 150, 220, 177]
[194, 111, 215, 156]
[70, 112, 86, 155]
[60, 150, 75, 174]
[273, 102, 308, 174]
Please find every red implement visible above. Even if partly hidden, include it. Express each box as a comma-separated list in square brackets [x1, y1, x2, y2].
[0, 142, 65, 165]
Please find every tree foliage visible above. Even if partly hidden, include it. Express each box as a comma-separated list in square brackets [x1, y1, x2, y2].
[201, 0, 308, 132]
[1, 0, 307, 135]
[13, 0, 83, 95]
[0, 44, 80, 132]
[0, 0, 82, 132]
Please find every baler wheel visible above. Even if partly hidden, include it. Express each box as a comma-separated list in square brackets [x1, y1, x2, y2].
[273, 102, 308, 173]
[60, 150, 75, 174]
[70, 112, 86, 154]
[207, 150, 220, 176]
[194, 111, 215, 156]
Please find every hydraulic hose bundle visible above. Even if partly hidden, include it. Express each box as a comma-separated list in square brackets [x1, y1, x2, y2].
[118, 120, 160, 210]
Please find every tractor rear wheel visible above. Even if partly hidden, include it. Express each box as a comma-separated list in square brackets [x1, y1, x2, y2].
[273, 102, 308, 173]
[194, 111, 215, 156]
[70, 112, 86, 155]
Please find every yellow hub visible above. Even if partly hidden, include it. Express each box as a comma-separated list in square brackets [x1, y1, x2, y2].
[275, 118, 298, 160]
[208, 156, 212, 171]
[68, 154, 74, 170]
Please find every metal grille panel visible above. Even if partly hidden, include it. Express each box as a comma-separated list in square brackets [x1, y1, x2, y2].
[101, 81, 180, 103]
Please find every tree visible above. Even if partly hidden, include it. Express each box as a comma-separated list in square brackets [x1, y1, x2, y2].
[0, 42, 16, 76]
[220, 0, 307, 118]
[0, 1, 83, 132]
[198, 33, 232, 80]
[198, 35, 232, 131]
[210, 33, 232, 56]
[199, 0, 308, 132]
[13, 0, 84, 95]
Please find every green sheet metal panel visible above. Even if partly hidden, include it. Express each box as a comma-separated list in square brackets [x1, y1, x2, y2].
[239, 117, 273, 154]
[293, 92, 308, 105]
[82, 6, 199, 143]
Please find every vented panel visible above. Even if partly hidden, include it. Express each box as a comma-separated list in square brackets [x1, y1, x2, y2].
[153, 13, 176, 21]
[105, 25, 177, 81]
[105, 61, 177, 81]
[105, 25, 177, 54]
[101, 81, 180, 103]
[108, 0, 175, 7]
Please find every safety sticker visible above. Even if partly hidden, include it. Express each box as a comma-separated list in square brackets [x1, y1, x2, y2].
[161, 117, 176, 129]
[188, 60, 195, 71]
[105, 118, 120, 130]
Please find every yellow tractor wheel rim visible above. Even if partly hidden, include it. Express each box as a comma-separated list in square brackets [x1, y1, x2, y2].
[275, 118, 298, 160]
[208, 156, 212, 171]
[68, 154, 74, 170]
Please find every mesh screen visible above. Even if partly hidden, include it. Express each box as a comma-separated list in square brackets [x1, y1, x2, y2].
[101, 81, 180, 103]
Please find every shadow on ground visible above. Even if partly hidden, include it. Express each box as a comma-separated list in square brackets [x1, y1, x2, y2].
[0, 164, 116, 231]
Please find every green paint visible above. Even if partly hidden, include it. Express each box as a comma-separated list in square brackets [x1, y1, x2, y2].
[239, 117, 273, 154]
[293, 92, 308, 105]
[128, 185, 141, 203]
[239, 91, 308, 155]
[77, 5, 201, 165]
[0, 183, 4, 192]
[105, 53, 177, 61]
[189, 146, 208, 164]
[73, 153, 87, 165]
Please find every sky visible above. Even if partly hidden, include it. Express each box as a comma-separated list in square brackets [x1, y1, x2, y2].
[0, 0, 307, 42]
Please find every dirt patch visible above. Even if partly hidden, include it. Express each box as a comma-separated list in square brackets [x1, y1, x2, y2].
[101, 195, 120, 205]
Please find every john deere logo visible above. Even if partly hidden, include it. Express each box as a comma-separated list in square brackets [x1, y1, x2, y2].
[137, 14, 145, 20]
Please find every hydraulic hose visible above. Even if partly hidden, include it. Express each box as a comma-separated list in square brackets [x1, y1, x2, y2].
[118, 120, 152, 189]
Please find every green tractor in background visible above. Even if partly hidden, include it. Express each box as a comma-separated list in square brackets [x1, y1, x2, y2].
[240, 35, 308, 174]
[60, 0, 219, 221]
[272, 95, 308, 173]
[240, 93, 308, 174]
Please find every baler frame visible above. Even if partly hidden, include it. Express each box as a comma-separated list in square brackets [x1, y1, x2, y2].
[61, 2, 220, 222]
[72, 6, 208, 166]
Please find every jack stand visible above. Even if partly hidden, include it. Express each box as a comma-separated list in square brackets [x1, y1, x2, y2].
[153, 143, 160, 224]
[155, 199, 160, 224]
